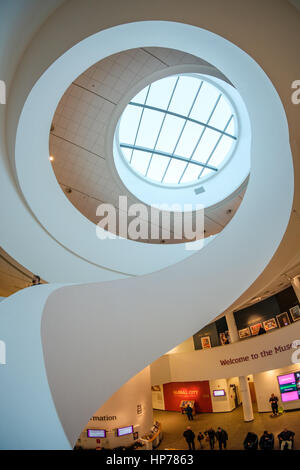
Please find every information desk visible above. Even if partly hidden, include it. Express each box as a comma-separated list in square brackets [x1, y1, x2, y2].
[140, 422, 162, 450]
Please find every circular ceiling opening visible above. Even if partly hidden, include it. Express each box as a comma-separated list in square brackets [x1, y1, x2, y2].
[118, 73, 237, 187]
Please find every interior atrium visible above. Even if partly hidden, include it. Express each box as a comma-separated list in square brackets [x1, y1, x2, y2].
[0, 0, 300, 457]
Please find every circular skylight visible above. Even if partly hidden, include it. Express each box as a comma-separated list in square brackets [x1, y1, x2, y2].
[118, 74, 237, 186]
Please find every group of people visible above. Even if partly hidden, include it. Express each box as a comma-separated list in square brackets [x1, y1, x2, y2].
[183, 426, 228, 450]
[183, 425, 295, 450]
[244, 428, 295, 450]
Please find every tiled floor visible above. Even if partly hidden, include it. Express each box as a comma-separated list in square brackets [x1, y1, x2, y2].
[154, 406, 300, 450]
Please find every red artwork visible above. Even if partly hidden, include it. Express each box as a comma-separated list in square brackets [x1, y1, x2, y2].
[163, 381, 212, 413]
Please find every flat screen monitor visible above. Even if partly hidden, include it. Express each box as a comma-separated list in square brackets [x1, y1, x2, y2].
[277, 371, 300, 402]
[87, 429, 106, 438]
[213, 389, 226, 397]
[117, 425, 133, 437]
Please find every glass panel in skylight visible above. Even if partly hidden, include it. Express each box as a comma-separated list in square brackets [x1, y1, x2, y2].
[180, 163, 201, 184]
[190, 81, 220, 123]
[133, 85, 150, 104]
[121, 147, 132, 162]
[209, 96, 232, 130]
[163, 159, 187, 184]
[119, 105, 142, 144]
[135, 108, 164, 149]
[226, 117, 236, 137]
[175, 121, 204, 158]
[168, 76, 201, 116]
[155, 115, 185, 154]
[208, 136, 233, 168]
[147, 154, 170, 182]
[146, 76, 178, 109]
[131, 150, 151, 175]
[192, 128, 220, 164]
[199, 167, 214, 179]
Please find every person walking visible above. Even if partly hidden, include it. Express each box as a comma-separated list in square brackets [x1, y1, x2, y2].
[185, 404, 193, 421]
[269, 393, 279, 415]
[183, 426, 195, 451]
[204, 428, 216, 450]
[197, 431, 204, 449]
[215, 427, 228, 450]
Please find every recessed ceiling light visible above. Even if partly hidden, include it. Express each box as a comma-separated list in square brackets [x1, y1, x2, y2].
[49, 155, 54, 162]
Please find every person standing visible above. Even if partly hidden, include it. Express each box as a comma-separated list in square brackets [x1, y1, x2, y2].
[183, 426, 195, 451]
[185, 404, 193, 421]
[31, 274, 41, 286]
[269, 393, 279, 415]
[215, 427, 228, 450]
[197, 431, 204, 449]
[204, 428, 216, 450]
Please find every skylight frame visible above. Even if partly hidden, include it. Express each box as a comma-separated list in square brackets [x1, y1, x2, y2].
[118, 74, 238, 187]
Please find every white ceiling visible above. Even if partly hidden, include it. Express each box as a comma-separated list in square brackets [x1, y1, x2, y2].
[49, 47, 246, 243]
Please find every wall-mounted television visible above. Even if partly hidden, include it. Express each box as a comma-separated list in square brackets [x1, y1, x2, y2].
[117, 425, 133, 437]
[87, 429, 106, 438]
[213, 389, 226, 397]
[277, 371, 300, 402]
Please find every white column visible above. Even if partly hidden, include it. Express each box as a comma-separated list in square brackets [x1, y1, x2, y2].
[225, 311, 239, 343]
[239, 376, 254, 422]
[291, 276, 300, 303]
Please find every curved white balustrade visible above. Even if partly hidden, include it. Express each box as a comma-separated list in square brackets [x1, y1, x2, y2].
[151, 321, 300, 384]
[0, 0, 298, 450]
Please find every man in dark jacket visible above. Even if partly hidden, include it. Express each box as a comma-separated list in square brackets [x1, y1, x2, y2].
[204, 428, 216, 450]
[278, 428, 295, 450]
[259, 431, 274, 450]
[269, 393, 279, 415]
[215, 427, 228, 450]
[185, 404, 193, 420]
[183, 426, 195, 450]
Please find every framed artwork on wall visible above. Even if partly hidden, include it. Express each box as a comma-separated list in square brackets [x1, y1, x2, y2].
[219, 331, 230, 345]
[290, 305, 300, 322]
[263, 318, 278, 331]
[276, 312, 291, 328]
[201, 336, 211, 349]
[238, 327, 251, 339]
[250, 322, 262, 336]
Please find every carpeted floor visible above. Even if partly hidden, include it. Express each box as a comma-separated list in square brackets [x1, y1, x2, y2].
[153, 405, 300, 450]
